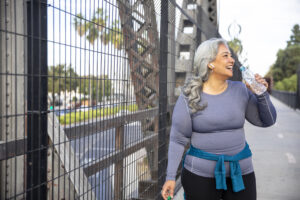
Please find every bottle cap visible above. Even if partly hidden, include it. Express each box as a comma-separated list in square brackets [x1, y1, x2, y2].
[239, 66, 246, 71]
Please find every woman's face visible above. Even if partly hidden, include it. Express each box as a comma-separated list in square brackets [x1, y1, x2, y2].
[210, 43, 235, 78]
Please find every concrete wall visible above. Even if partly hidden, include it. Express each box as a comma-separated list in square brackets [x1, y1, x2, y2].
[0, 0, 26, 199]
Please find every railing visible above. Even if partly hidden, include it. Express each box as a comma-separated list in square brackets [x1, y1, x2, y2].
[271, 90, 299, 109]
[0, 106, 172, 199]
[49, 106, 173, 200]
[271, 66, 300, 110]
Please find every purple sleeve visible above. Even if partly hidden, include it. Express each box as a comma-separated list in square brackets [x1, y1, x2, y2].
[245, 88, 277, 127]
[166, 94, 192, 181]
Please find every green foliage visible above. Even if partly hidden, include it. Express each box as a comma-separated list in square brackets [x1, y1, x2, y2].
[267, 24, 300, 90]
[271, 45, 300, 82]
[274, 74, 297, 92]
[126, 104, 138, 112]
[78, 75, 113, 102]
[287, 24, 300, 47]
[59, 107, 118, 125]
[59, 104, 138, 125]
[48, 65, 79, 93]
[48, 64, 113, 102]
[228, 38, 243, 56]
[73, 14, 86, 36]
[74, 8, 123, 49]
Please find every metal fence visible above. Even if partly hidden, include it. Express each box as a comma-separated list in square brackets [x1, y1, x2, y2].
[0, 0, 226, 199]
[271, 68, 300, 109]
[271, 90, 299, 109]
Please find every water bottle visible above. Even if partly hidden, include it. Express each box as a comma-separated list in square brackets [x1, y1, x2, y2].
[240, 66, 267, 95]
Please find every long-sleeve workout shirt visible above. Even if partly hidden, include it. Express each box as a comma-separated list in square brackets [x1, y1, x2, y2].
[166, 80, 277, 181]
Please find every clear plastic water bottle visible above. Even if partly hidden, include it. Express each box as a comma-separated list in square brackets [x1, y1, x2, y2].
[240, 66, 267, 95]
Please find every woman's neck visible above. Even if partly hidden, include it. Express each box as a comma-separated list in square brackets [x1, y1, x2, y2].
[203, 77, 228, 95]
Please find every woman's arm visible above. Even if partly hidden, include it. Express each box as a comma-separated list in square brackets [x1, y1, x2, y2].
[162, 94, 192, 200]
[166, 94, 193, 181]
[245, 90, 277, 127]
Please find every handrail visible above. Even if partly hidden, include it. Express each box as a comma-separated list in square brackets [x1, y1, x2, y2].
[64, 104, 174, 140]
[83, 131, 158, 177]
[271, 89, 298, 109]
[0, 104, 174, 163]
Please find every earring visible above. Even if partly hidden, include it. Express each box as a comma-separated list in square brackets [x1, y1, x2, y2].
[209, 64, 215, 69]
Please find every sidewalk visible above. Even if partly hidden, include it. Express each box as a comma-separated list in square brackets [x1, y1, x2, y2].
[174, 96, 300, 200]
[246, 96, 300, 200]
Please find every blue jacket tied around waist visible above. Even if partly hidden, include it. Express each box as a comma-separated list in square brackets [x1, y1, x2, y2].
[183, 143, 252, 192]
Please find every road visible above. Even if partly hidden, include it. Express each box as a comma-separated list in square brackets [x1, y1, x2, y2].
[70, 121, 143, 200]
[174, 96, 300, 200]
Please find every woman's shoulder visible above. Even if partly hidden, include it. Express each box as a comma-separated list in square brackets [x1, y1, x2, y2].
[178, 93, 190, 108]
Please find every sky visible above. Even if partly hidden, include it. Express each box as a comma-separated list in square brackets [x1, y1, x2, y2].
[217, 0, 300, 76]
[47, 0, 300, 78]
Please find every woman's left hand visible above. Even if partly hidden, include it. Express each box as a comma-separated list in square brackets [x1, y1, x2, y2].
[254, 74, 268, 88]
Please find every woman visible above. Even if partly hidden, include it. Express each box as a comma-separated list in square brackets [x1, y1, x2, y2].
[161, 38, 276, 200]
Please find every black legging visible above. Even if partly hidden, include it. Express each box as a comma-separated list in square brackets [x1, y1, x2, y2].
[181, 168, 257, 200]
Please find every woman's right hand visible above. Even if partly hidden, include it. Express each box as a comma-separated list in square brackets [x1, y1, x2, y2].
[161, 180, 176, 200]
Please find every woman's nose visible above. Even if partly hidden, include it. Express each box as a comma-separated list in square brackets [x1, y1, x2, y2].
[230, 57, 235, 63]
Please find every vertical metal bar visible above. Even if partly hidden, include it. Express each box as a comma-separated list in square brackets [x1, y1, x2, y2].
[57, 1, 61, 198]
[63, 0, 67, 198]
[50, 1, 55, 199]
[297, 65, 300, 109]
[68, 0, 72, 198]
[26, 0, 48, 199]
[158, 0, 168, 199]
[2, 0, 9, 198]
[13, 0, 18, 197]
[114, 125, 124, 200]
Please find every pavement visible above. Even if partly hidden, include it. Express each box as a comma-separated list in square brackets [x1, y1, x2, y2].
[174, 96, 300, 200]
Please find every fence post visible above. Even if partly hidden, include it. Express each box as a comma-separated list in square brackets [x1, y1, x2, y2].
[26, 0, 48, 199]
[114, 125, 124, 199]
[297, 65, 300, 109]
[158, 0, 168, 199]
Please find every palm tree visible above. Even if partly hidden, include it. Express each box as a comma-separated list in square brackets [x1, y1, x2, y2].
[73, 8, 123, 48]
[74, 14, 86, 36]
[74, 8, 124, 105]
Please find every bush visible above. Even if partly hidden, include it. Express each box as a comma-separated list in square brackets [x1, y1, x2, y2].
[59, 104, 138, 125]
[274, 74, 297, 92]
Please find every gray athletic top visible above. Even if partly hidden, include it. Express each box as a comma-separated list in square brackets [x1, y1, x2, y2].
[166, 80, 277, 181]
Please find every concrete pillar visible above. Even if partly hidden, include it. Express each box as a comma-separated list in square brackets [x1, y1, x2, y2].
[168, 2, 176, 104]
[0, 0, 26, 199]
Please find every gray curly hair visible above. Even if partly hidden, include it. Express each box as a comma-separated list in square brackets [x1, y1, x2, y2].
[182, 38, 229, 113]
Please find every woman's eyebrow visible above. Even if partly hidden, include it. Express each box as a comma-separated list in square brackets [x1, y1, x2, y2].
[220, 51, 231, 55]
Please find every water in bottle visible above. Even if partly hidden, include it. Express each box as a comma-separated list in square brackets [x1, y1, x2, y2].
[240, 66, 267, 95]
